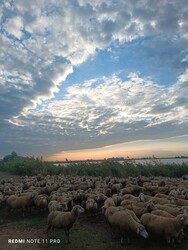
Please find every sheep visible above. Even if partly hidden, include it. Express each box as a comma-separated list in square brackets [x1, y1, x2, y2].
[151, 209, 175, 218]
[104, 206, 141, 226]
[101, 198, 115, 213]
[121, 200, 156, 218]
[121, 193, 145, 203]
[91, 193, 107, 210]
[140, 213, 188, 245]
[72, 190, 85, 205]
[0, 192, 5, 209]
[6, 193, 35, 217]
[174, 198, 188, 207]
[34, 194, 49, 213]
[130, 202, 156, 218]
[48, 200, 68, 212]
[47, 205, 85, 244]
[86, 198, 98, 217]
[107, 209, 148, 244]
[57, 195, 73, 211]
[112, 194, 122, 206]
[104, 206, 120, 223]
[111, 183, 122, 194]
[150, 209, 186, 242]
[156, 204, 188, 217]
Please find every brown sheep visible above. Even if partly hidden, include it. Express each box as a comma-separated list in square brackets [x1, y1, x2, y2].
[174, 198, 188, 207]
[107, 209, 148, 244]
[140, 213, 188, 245]
[111, 183, 122, 194]
[112, 194, 122, 206]
[48, 200, 68, 212]
[101, 198, 115, 213]
[6, 193, 35, 217]
[34, 194, 49, 213]
[47, 205, 85, 243]
[104, 206, 121, 222]
[151, 209, 175, 218]
[86, 198, 98, 216]
[156, 204, 188, 217]
[130, 202, 156, 218]
[57, 195, 73, 211]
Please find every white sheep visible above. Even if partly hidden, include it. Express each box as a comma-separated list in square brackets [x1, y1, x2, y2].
[47, 205, 85, 243]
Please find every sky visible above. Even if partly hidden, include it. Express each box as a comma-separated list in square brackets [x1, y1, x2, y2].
[0, 0, 188, 161]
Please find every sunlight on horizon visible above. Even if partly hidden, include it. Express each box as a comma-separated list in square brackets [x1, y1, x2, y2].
[45, 136, 188, 161]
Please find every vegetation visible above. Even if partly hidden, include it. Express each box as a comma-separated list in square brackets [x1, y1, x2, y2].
[0, 153, 188, 178]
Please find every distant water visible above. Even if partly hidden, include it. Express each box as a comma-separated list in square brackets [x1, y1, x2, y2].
[125, 158, 188, 165]
[133, 158, 188, 165]
[53, 158, 188, 166]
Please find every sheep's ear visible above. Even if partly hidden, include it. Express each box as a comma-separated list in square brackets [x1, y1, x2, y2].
[136, 228, 140, 234]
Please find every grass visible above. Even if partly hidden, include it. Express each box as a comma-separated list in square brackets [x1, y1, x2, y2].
[1, 156, 188, 178]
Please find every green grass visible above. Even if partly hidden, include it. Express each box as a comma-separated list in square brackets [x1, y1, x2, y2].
[1, 156, 188, 178]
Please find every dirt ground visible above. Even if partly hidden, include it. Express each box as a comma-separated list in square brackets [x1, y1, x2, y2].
[1, 206, 188, 250]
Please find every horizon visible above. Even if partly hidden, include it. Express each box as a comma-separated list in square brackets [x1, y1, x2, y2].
[1, 1, 188, 160]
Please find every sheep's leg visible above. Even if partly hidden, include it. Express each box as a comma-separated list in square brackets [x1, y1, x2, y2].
[46, 224, 52, 233]
[22, 208, 25, 218]
[127, 236, 131, 245]
[6, 206, 11, 218]
[166, 236, 176, 249]
[65, 229, 70, 244]
[120, 236, 125, 245]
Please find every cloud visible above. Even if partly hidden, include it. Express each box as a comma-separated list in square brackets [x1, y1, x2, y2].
[1, 71, 188, 156]
[3, 16, 23, 39]
[1, 0, 188, 120]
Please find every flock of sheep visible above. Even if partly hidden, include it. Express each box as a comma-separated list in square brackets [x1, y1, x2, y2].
[1, 173, 188, 247]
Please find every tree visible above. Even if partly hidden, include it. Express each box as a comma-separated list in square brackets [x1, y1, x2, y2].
[3, 151, 18, 162]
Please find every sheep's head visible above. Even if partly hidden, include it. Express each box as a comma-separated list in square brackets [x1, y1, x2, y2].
[72, 205, 85, 215]
[60, 203, 68, 212]
[147, 202, 156, 212]
[86, 198, 96, 208]
[139, 193, 145, 202]
[169, 196, 176, 204]
[30, 192, 37, 199]
[136, 225, 148, 239]
[178, 215, 188, 226]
